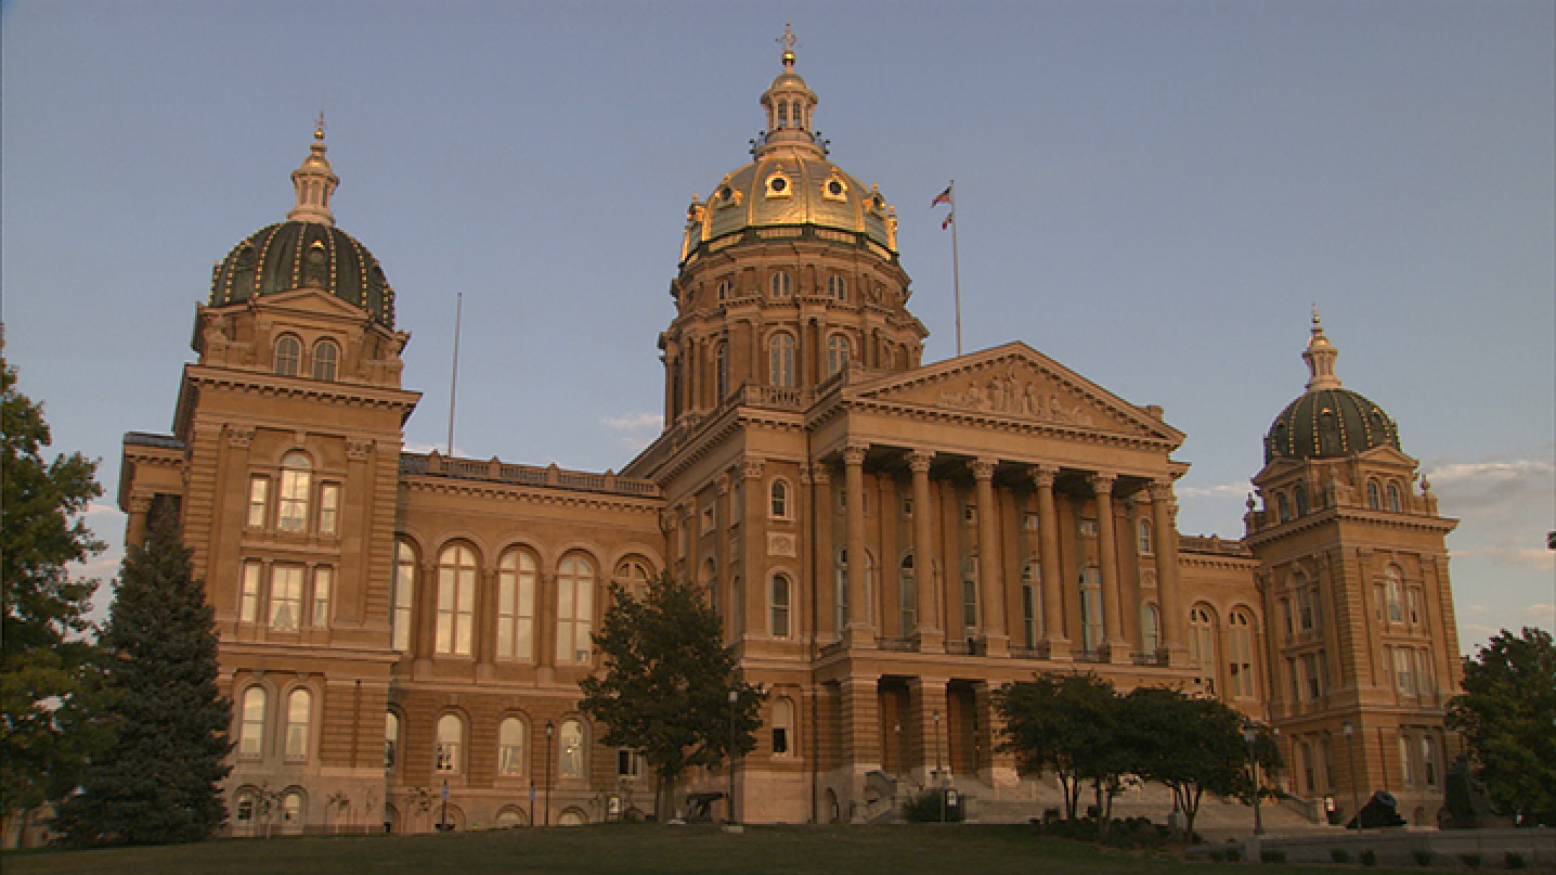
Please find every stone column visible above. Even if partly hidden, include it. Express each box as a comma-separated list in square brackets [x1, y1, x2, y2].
[907, 677, 950, 786]
[811, 466, 835, 636]
[1150, 480, 1185, 663]
[1090, 473, 1127, 660]
[1033, 466, 1070, 659]
[909, 451, 943, 652]
[741, 457, 765, 636]
[125, 493, 153, 554]
[475, 566, 497, 680]
[971, 458, 1008, 655]
[839, 675, 881, 814]
[842, 443, 874, 647]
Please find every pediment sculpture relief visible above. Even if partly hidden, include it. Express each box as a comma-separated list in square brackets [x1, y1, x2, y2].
[936, 365, 1094, 426]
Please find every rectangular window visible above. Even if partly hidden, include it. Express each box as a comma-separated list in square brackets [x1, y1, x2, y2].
[1079, 519, 1098, 537]
[1407, 588, 1423, 626]
[961, 578, 978, 630]
[318, 483, 340, 535]
[270, 566, 304, 630]
[770, 576, 791, 638]
[1023, 512, 1040, 532]
[617, 749, 644, 779]
[1080, 568, 1103, 652]
[1297, 589, 1314, 631]
[1394, 647, 1416, 695]
[772, 727, 789, 755]
[311, 566, 333, 628]
[392, 544, 415, 653]
[898, 571, 915, 635]
[278, 469, 310, 532]
[1021, 584, 1038, 649]
[1303, 652, 1322, 701]
[1280, 598, 1294, 639]
[1310, 587, 1323, 631]
[247, 476, 269, 528]
[962, 504, 976, 525]
[1287, 657, 1300, 703]
[240, 562, 262, 624]
[1422, 736, 1438, 787]
[701, 505, 715, 534]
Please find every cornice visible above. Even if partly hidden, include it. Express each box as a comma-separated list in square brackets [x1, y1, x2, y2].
[400, 475, 663, 515]
[183, 365, 421, 413]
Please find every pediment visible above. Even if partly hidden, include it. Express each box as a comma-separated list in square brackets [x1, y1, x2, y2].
[247, 287, 373, 322]
[849, 342, 1183, 443]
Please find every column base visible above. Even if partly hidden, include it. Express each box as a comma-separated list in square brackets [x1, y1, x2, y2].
[912, 630, 945, 654]
[841, 627, 876, 649]
[979, 633, 1009, 657]
[1041, 634, 1072, 661]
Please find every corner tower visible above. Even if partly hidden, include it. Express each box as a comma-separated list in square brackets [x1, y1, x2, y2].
[661, 33, 928, 427]
[1245, 312, 1460, 827]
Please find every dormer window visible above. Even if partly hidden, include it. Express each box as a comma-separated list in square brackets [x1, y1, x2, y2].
[770, 271, 792, 298]
[312, 340, 339, 381]
[275, 335, 302, 376]
[765, 174, 791, 197]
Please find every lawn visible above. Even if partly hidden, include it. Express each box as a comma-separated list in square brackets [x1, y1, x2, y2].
[3, 824, 1426, 875]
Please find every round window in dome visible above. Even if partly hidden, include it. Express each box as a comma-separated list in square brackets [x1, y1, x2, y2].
[766, 175, 790, 196]
[822, 176, 848, 202]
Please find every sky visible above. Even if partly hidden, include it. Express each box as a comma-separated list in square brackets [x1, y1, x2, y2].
[3, 1, 1552, 655]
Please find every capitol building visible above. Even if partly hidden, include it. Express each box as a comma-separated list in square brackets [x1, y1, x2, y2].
[119, 40, 1461, 834]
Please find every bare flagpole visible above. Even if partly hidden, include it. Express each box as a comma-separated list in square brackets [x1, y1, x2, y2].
[447, 292, 462, 456]
[933, 181, 962, 356]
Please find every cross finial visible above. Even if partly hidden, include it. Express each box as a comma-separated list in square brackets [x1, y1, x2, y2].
[777, 23, 799, 64]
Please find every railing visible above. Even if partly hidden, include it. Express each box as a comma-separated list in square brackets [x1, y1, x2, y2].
[401, 453, 660, 499]
[944, 640, 973, 656]
[1179, 534, 1253, 556]
[876, 636, 916, 653]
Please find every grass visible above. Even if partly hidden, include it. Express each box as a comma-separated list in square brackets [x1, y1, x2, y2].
[2, 824, 1435, 875]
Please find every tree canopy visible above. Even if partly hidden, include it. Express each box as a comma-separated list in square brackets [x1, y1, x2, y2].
[1447, 626, 1556, 825]
[54, 505, 232, 846]
[577, 572, 765, 821]
[1, 358, 107, 827]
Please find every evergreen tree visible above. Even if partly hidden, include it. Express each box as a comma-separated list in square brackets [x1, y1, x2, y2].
[55, 505, 232, 846]
[1, 357, 108, 830]
[578, 572, 765, 821]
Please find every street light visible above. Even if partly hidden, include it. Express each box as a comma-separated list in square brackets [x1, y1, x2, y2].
[1243, 721, 1264, 836]
[1343, 720, 1361, 833]
[933, 709, 945, 823]
[544, 720, 555, 827]
[728, 689, 739, 825]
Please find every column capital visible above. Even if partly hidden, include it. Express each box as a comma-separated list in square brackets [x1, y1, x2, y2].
[127, 492, 154, 514]
[908, 450, 935, 475]
[1030, 464, 1059, 489]
[740, 456, 766, 480]
[226, 426, 256, 448]
[1149, 479, 1175, 501]
[808, 464, 832, 486]
[970, 457, 998, 481]
[842, 443, 868, 467]
[1088, 472, 1117, 495]
[347, 437, 373, 461]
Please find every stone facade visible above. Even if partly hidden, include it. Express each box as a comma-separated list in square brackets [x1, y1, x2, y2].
[117, 46, 1461, 835]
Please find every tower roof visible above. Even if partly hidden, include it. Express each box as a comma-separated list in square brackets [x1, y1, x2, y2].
[208, 123, 396, 327]
[1264, 312, 1400, 462]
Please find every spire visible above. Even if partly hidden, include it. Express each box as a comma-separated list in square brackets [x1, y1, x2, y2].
[288, 113, 339, 225]
[1302, 305, 1342, 391]
[755, 24, 824, 159]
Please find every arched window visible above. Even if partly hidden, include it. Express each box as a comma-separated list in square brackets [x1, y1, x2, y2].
[771, 698, 794, 757]
[285, 688, 312, 761]
[1137, 519, 1154, 554]
[716, 279, 732, 302]
[497, 548, 537, 661]
[715, 341, 729, 401]
[275, 335, 302, 376]
[1140, 602, 1160, 654]
[495, 807, 527, 827]
[435, 714, 463, 773]
[614, 558, 652, 600]
[1367, 480, 1382, 510]
[770, 271, 792, 298]
[769, 480, 790, 518]
[311, 339, 339, 381]
[1386, 481, 1403, 512]
[1020, 562, 1041, 649]
[281, 790, 305, 833]
[392, 540, 416, 652]
[1228, 612, 1255, 697]
[559, 719, 585, 779]
[1276, 492, 1291, 523]
[899, 554, 917, 634]
[234, 788, 257, 831]
[828, 275, 846, 300]
[1189, 606, 1217, 693]
[556, 555, 595, 664]
[436, 544, 477, 656]
[1294, 483, 1309, 516]
[278, 452, 312, 532]
[239, 686, 267, 758]
[770, 573, 792, 638]
[826, 335, 851, 376]
[498, 717, 526, 776]
[384, 712, 400, 771]
[769, 333, 796, 388]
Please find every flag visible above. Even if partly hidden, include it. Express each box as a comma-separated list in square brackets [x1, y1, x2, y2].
[931, 184, 953, 207]
[941, 211, 955, 230]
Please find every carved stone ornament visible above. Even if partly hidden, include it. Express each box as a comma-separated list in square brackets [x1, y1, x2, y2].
[936, 365, 1094, 426]
[347, 438, 373, 460]
[767, 532, 798, 558]
[227, 426, 256, 449]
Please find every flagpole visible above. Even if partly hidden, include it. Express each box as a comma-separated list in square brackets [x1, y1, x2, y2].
[950, 183, 962, 357]
[447, 292, 462, 456]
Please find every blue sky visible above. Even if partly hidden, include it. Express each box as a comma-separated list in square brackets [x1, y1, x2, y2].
[3, 1, 1551, 654]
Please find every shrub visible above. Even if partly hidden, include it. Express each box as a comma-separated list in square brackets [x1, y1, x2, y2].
[1261, 849, 1287, 864]
[1224, 847, 1243, 863]
[1504, 852, 1525, 870]
[1208, 850, 1226, 862]
[1413, 849, 1435, 866]
[1361, 849, 1378, 867]
[1333, 849, 1352, 864]
[1460, 853, 1482, 869]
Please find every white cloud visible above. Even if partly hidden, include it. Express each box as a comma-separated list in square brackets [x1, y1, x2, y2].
[602, 412, 663, 433]
[1176, 482, 1249, 500]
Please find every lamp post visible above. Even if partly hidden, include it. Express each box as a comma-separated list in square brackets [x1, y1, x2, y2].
[1343, 720, 1361, 833]
[1243, 721, 1264, 836]
[933, 709, 944, 822]
[727, 688, 739, 825]
[434, 743, 450, 832]
[544, 720, 555, 827]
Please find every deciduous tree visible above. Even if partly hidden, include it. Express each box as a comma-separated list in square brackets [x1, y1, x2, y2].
[1447, 627, 1556, 825]
[578, 572, 764, 821]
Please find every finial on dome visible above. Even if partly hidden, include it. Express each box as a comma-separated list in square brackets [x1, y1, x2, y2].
[288, 116, 339, 225]
[777, 22, 799, 67]
[1302, 305, 1342, 391]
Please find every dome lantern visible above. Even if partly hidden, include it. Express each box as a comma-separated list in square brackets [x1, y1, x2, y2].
[1264, 314, 1400, 463]
[756, 24, 824, 160]
[288, 113, 339, 226]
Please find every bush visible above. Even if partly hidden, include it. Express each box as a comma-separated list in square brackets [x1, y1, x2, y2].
[1504, 852, 1525, 870]
[1361, 849, 1377, 867]
[1332, 849, 1352, 864]
[1224, 847, 1243, 863]
[1261, 849, 1287, 864]
[1460, 853, 1482, 869]
[1208, 850, 1226, 862]
[1413, 849, 1435, 866]
[901, 789, 964, 823]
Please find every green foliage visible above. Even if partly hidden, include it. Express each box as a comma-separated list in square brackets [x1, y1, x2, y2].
[1446, 628, 1556, 826]
[1360, 848, 1377, 867]
[1, 358, 108, 820]
[994, 672, 1121, 823]
[901, 789, 964, 822]
[577, 572, 765, 820]
[1413, 849, 1435, 866]
[53, 506, 232, 846]
[1331, 848, 1351, 864]
[1260, 849, 1287, 864]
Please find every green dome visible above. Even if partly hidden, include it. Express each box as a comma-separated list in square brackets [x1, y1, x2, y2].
[209, 220, 396, 328]
[1264, 387, 1400, 463]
